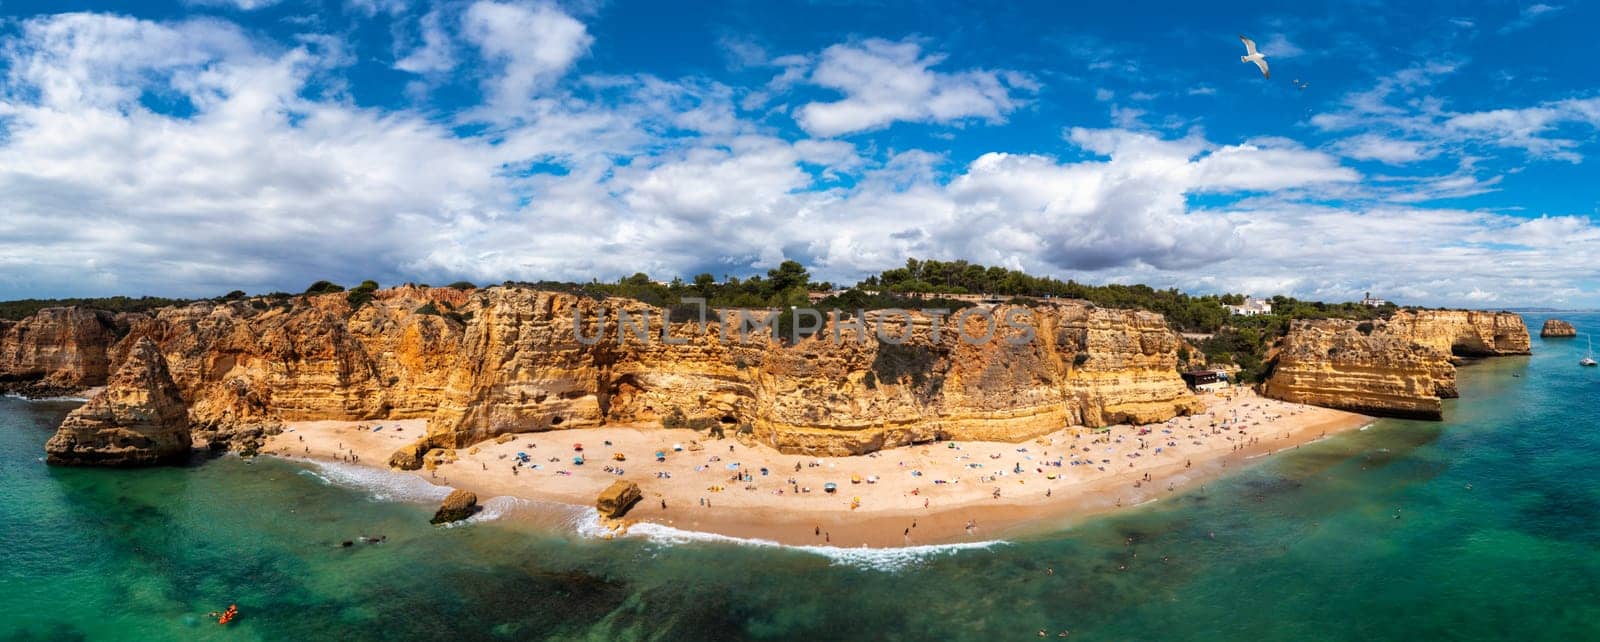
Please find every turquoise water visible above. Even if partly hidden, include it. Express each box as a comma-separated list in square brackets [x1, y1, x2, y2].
[3, 313, 1597, 641]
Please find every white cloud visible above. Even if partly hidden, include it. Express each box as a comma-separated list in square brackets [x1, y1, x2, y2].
[1333, 134, 1437, 164]
[0, 11, 1596, 309]
[1316, 64, 1600, 164]
[1500, 3, 1564, 34]
[395, 9, 455, 74]
[186, 0, 282, 9]
[792, 39, 1031, 137]
[462, 0, 592, 119]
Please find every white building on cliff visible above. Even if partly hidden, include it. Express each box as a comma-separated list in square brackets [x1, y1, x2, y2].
[1225, 296, 1273, 316]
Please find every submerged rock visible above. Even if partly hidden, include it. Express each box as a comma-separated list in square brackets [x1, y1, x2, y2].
[45, 337, 191, 466]
[596, 480, 642, 519]
[431, 489, 480, 524]
[1540, 319, 1577, 338]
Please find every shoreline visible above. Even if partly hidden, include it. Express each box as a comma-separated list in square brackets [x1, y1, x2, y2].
[261, 388, 1373, 548]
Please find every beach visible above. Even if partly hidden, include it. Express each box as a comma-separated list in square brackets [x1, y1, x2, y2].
[261, 387, 1370, 547]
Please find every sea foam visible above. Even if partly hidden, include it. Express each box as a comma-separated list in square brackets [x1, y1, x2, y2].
[296, 459, 454, 503]
[571, 509, 1004, 572]
[2, 392, 90, 402]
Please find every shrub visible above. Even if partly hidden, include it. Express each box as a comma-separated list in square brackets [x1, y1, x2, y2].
[415, 302, 442, 316]
[1356, 321, 1375, 336]
[1073, 353, 1090, 366]
[447, 281, 477, 291]
[304, 280, 345, 295]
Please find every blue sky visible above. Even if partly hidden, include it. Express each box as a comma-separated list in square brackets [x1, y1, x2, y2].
[0, 0, 1596, 307]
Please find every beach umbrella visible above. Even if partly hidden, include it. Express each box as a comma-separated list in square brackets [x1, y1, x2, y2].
[573, 443, 583, 451]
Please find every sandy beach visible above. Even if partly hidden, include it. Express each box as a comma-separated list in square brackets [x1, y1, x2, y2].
[261, 387, 1370, 547]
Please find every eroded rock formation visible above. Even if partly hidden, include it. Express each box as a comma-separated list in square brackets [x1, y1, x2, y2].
[15, 286, 1205, 463]
[1541, 319, 1577, 338]
[1261, 310, 1530, 419]
[44, 337, 191, 466]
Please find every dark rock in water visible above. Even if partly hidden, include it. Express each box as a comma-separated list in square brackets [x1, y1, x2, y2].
[596, 480, 642, 519]
[44, 337, 191, 467]
[342, 540, 354, 547]
[431, 489, 480, 524]
[1540, 319, 1577, 338]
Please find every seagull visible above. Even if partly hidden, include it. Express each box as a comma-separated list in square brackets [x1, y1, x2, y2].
[1238, 35, 1269, 78]
[1292, 78, 1309, 90]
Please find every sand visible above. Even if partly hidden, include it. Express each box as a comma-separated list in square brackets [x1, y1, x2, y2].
[261, 387, 1371, 548]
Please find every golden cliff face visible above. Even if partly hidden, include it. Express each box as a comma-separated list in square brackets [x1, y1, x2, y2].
[421, 289, 1203, 456]
[22, 286, 1205, 463]
[0, 307, 124, 395]
[1261, 310, 1529, 419]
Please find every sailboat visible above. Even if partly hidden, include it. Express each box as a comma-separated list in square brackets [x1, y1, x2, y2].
[1583, 335, 1597, 367]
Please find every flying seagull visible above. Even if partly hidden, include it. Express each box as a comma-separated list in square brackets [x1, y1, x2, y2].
[1238, 35, 1269, 78]
[1292, 78, 1309, 90]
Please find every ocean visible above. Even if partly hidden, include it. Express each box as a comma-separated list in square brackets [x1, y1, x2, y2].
[3, 313, 1597, 641]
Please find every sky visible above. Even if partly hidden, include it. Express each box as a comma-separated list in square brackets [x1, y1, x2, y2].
[0, 0, 1597, 308]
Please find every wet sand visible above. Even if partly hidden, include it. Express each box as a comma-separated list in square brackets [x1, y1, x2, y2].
[261, 387, 1370, 547]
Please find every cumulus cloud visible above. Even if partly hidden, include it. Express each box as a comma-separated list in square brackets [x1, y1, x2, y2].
[395, 8, 456, 74]
[462, 0, 592, 119]
[0, 10, 1596, 309]
[792, 39, 1031, 137]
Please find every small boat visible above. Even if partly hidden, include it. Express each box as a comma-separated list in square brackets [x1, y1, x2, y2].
[1583, 335, 1597, 367]
[218, 604, 238, 625]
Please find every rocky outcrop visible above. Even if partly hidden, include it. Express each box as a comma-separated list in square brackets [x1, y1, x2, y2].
[1541, 319, 1577, 338]
[19, 286, 1204, 461]
[1261, 310, 1530, 419]
[1381, 309, 1531, 357]
[44, 337, 191, 466]
[430, 489, 479, 524]
[596, 480, 642, 519]
[0, 307, 126, 396]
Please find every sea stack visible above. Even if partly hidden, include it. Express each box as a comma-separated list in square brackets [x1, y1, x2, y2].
[1540, 319, 1577, 338]
[44, 337, 191, 466]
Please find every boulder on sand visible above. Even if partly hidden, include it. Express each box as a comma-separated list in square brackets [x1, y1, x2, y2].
[388, 439, 431, 470]
[1541, 319, 1577, 338]
[596, 480, 642, 519]
[431, 489, 479, 524]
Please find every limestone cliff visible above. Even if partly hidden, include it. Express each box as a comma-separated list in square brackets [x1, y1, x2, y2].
[20, 286, 1205, 462]
[1261, 310, 1530, 419]
[44, 338, 191, 466]
[0, 307, 126, 396]
[1541, 319, 1577, 338]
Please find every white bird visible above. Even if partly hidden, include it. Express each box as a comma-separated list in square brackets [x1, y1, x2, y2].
[1238, 35, 1269, 79]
